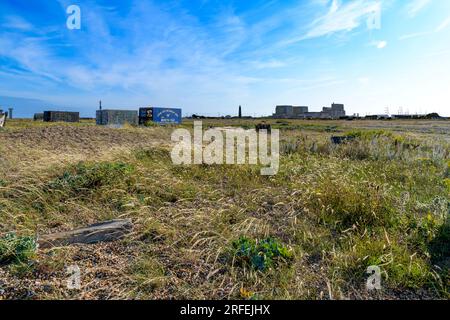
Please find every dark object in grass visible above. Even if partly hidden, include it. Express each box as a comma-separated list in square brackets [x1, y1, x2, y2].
[331, 136, 355, 144]
[38, 219, 133, 249]
[256, 123, 272, 133]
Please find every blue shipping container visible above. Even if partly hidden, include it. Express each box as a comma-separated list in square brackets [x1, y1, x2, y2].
[152, 107, 182, 124]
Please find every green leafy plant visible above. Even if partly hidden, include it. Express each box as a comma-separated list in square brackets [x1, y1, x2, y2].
[0, 233, 37, 265]
[232, 237, 293, 271]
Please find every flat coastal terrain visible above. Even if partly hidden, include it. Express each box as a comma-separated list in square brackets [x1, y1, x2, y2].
[0, 119, 448, 300]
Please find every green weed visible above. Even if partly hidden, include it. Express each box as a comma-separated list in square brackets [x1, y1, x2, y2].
[0, 233, 37, 265]
[232, 237, 293, 271]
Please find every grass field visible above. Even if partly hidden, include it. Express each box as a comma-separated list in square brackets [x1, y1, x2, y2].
[0, 118, 449, 300]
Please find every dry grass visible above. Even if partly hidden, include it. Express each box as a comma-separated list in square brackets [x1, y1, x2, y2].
[0, 119, 448, 300]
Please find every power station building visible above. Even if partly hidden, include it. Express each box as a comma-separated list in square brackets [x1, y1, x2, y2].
[273, 103, 346, 119]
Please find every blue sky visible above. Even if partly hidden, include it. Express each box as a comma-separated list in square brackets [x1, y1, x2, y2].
[1, 0, 450, 117]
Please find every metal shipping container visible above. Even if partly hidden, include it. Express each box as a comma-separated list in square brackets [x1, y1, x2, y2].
[138, 108, 154, 125]
[152, 107, 182, 124]
[43, 111, 80, 122]
[96, 109, 138, 126]
[34, 113, 44, 121]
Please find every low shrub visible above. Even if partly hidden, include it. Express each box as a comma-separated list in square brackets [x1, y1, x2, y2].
[344, 129, 394, 140]
[0, 233, 37, 265]
[428, 218, 450, 266]
[231, 236, 293, 271]
[313, 179, 396, 230]
[334, 237, 434, 290]
[48, 161, 135, 194]
[135, 147, 171, 163]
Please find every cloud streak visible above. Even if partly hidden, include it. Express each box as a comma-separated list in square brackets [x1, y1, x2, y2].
[370, 40, 387, 49]
[1, 15, 34, 31]
[280, 0, 381, 45]
[435, 16, 450, 32]
[406, 0, 432, 17]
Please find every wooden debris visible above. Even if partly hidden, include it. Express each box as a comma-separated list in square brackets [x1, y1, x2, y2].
[38, 219, 133, 249]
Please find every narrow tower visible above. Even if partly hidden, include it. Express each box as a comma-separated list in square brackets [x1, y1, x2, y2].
[238, 105, 242, 118]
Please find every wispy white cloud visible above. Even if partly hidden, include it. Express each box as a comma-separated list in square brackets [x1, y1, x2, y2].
[0, 32, 62, 82]
[399, 31, 430, 40]
[406, 0, 432, 18]
[370, 40, 387, 49]
[1, 15, 34, 31]
[399, 15, 450, 40]
[0, 0, 269, 112]
[250, 59, 287, 69]
[280, 0, 381, 45]
[435, 16, 450, 32]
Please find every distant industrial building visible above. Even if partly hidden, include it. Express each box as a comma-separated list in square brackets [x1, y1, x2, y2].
[273, 103, 345, 119]
[43, 111, 80, 122]
[33, 113, 44, 121]
[96, 109, 138, 126]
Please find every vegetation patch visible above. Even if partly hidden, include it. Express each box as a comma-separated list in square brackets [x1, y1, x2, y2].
[333, 236, 436, 291]
[48, 161, 135, 194]
[316, 183, 396, 229]
[130, 255, 167, 296]
[135, 147, 171, 163]
[0, 233, 37, 265]
[344, 129, 395, 140]
[428, 219, 450, 267]
[0, 119, 448, 299]
[231, 237, 293, 271]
